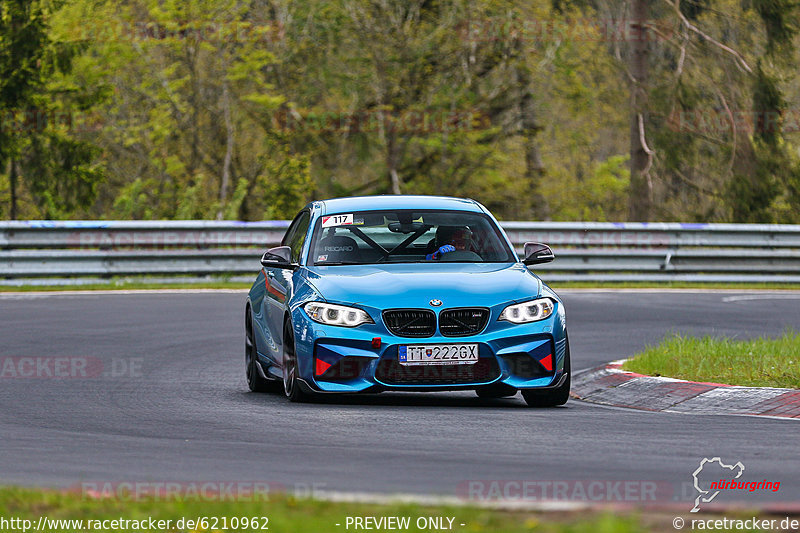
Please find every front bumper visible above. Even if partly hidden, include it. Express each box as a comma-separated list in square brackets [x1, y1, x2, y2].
[293, 318, 567, 394]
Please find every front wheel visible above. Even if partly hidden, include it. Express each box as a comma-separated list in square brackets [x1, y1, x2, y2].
[282, 320, 315, 403]
[522, 336, 571, 407]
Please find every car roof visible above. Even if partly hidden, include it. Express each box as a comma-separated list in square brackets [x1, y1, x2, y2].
[312, 195, 483, 215]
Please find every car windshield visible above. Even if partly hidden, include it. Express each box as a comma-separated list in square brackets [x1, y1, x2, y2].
[308, 210, 516, 265]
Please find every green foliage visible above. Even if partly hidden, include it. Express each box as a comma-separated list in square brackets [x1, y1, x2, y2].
[728, 34, 800, 223]
[631, 0, 800, 223]
[753, 0, 800, 56]
[111, 178, 155, 219]
[21, 134, 106, 218]
[0, 0, 48, 111]
[535, 8, 630, 221]
[624, 330, 800, 388]
[223, 178, 249, 220]
[0, 486, 655, 533]
[752, 62, 785, 146]
[0, 0, 107, 219]
[175, 181, 205, 220]
[3, 0, 800, 222]
[545, 155, 630, 221]
[259, 151, 314, 220]
[270, 0, 538, 205]
[47, 0, 297, 220]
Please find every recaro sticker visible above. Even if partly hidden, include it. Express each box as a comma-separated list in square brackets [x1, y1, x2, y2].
[321, 214, 354, 227]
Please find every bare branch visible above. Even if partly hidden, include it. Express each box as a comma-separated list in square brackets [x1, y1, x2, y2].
[676, 27, 689, 76]
[638, 113, 655, 177]
[665, 0, 753, 73]
[672, 168, 725, 198]
[713, 87, 738, 176]
[217, 80, 235, 220]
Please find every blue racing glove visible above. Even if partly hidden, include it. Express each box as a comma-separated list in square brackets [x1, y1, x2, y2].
[426, 244, 455, 260]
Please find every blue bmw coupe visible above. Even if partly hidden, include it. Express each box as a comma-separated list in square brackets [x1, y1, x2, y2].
[244, 195, 569, 406]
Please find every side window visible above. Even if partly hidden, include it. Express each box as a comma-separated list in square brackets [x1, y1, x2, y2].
[282, 211, 311, 264]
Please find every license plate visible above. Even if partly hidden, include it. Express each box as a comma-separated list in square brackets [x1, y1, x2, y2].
[398, 344, 479, 366]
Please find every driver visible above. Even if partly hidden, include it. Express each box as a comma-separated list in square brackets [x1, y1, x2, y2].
[426, 226, 472, 260]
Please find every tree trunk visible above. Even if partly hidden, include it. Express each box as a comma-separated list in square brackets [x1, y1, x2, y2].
[217, 82, 234, 220]
[521, 92, 548, 220]
[9, 159, 17, 221]
[387, 131, 402, 194]
[627, 0, 652, 221]
[189, 48, 200, 182]
[515, 38, 548, 220]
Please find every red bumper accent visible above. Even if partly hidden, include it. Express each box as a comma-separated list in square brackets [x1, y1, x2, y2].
[315, 358, 332, 377]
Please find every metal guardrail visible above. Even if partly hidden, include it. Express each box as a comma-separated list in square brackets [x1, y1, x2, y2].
[2, 220, 800, 284]
[0, 220, 289, 249]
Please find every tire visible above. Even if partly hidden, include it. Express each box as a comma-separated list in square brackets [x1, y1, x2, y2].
[282, 320, 315, 403]
[475, 384, 518, 398]
[245, 307, 279, 393]
[521, 335, 571, 407]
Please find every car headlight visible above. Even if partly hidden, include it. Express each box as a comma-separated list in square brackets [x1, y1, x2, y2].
[499, 298, 555, 323]
[304, 302, 374, 327]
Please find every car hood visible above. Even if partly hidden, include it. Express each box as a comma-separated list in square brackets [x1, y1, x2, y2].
[304, 262, 542, 308]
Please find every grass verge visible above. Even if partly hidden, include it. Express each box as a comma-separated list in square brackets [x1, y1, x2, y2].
[623, 331, 800, 388]
[0, 487, 659, 533]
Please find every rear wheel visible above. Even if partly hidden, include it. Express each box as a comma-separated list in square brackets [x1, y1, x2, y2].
[282, 320, 315, 403]
[521, 336, 571, 407]
[245, 307, 279, 393]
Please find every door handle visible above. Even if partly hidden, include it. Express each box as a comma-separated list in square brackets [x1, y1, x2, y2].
[267, 271, 275, 278]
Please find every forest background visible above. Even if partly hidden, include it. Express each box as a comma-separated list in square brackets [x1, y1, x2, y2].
[2, 0, 799, 222]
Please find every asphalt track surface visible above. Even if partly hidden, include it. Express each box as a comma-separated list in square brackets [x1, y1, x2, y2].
[1, 289, 799, 506]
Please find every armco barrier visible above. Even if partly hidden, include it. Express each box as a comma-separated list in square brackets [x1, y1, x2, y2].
[0, 220, 289, 249]
[2, 221, 800, 284]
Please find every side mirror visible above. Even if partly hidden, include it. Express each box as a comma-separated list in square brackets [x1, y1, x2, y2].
[522, 242, 555, 265]
[261, 246, 293, 268]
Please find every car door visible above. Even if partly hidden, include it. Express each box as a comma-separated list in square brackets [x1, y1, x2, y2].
[263, 210, 310, 363]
